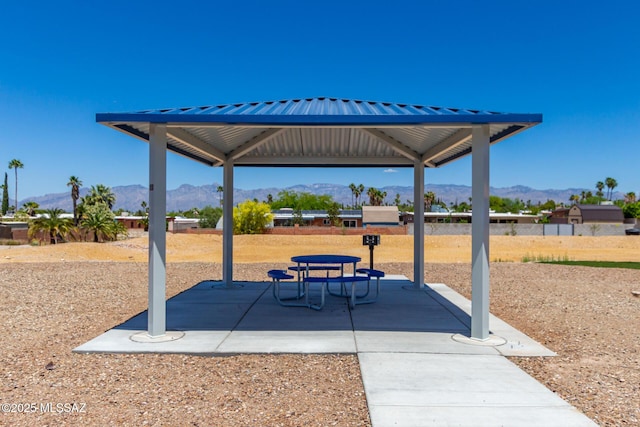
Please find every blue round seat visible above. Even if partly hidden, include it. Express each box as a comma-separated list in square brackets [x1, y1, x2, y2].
[268, 269, 294, 280]
[356, 268, 385, 278]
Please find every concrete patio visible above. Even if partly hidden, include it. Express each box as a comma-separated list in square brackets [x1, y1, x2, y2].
[75, 276, 596, 426]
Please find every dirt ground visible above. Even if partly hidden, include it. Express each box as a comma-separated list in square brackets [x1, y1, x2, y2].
[3, 233, 640, 264]
[1, 234, 639, 426]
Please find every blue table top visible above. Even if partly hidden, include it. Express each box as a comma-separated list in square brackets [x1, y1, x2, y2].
[291, 254, 361, 264]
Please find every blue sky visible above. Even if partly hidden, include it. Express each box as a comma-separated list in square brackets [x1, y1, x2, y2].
[1, 1, 639, 204]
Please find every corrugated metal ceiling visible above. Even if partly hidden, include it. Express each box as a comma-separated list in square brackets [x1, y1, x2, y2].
[97, 97, 541, 168]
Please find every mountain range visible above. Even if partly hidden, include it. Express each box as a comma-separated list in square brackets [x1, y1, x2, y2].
[22, 183, 621, 213]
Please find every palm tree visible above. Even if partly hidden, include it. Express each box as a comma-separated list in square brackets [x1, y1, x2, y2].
[354, 184, 364, 208]
[569, 194, 580, 205]
[216, 185, 224, 206]
[81, 206, 116, 242]
[349, 183, 356, 208]
[595, 181, 605, 199]
[84, 184, 116, 210]
[8, 159, 24, 211]
[604, 177, 618, 201]
[28, 208, 73, 244]
[424, 191, 436, 212]
[21, 201, 39, 216]
[1, 173, 8, 215]
[624, 192, 636, 204]
[367, 187, 386, 206]
[97, 184, 116, 209]
[139, 201, 149, 230]
[67, 176, 83, 225]
[367, 187, 376, 206]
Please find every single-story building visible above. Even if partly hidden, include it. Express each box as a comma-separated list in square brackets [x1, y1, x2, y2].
[116, 215, 203, 233]
[550, 204, 624, 224]
[0, 222, 29, 241]
[362, 205, 400, 226]
[271, 206, 401, 228]
[401, 211, 540, 224]
[271, 208, 361, 227]
[116, 215, 147, 230]
[167, 217, 200, 232]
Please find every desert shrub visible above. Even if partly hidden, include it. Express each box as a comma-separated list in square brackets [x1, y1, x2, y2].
[233, 200, 273, 234]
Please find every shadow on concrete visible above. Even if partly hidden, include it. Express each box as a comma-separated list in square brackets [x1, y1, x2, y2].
[114, 279, 471, 334]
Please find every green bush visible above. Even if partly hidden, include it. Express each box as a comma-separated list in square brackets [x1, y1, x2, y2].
[198, 206, 223, 228]
[622, 201, 640, 219]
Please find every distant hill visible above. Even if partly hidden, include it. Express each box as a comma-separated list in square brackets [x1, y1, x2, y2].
[21, 183, 624, 212]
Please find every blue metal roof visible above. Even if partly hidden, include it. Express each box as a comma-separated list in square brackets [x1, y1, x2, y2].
[97, 97, 540, 125]
[96, 97, 542, 168]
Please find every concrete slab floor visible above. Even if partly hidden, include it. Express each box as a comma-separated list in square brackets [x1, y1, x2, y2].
[73, 277, 595, 426]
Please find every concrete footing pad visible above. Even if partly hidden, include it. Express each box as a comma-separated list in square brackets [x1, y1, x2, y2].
[451, 333, 507, 346]
[130, 331, 185, 343]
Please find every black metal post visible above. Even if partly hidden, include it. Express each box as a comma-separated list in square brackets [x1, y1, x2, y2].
[369, 244, 374, 268]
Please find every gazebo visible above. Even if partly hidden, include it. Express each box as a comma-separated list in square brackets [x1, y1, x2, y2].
[96, 97, 542, 341]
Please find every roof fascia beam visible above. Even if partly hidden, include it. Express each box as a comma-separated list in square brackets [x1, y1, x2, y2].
[167, 127, 226, 163]
[235, 155, 414, 166]
[165, 123, 475, 129]
[421, 128, 472, 164]
[361, 128, 419, 161]
[228, 128, 286, 161]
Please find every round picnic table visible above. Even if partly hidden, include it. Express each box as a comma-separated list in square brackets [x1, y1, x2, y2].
[290, 254, 361, 278]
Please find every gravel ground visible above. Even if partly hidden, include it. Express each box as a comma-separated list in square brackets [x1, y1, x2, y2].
[0, 262, 369, 427]
[428, 262, 640, 426]
[1, 235, 639, 425]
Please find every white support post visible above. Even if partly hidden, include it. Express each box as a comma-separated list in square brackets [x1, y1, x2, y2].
[413, 160, 425, 288]
[222, 158, 234, 286]
[471, 125, 490, 340]
[148, 124, 167, 338]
